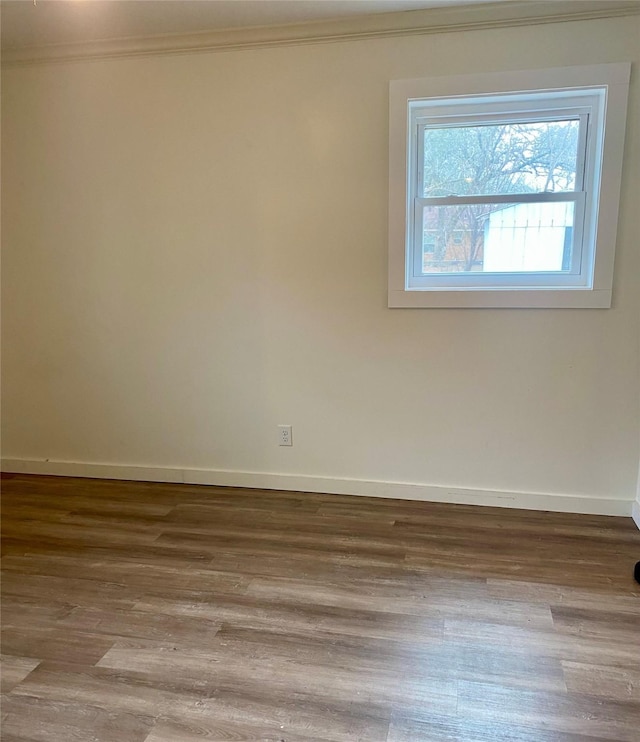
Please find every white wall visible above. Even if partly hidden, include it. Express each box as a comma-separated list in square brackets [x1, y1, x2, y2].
[2, 15, 639, 514]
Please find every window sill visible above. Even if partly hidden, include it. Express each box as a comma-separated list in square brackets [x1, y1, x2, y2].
[388, 287, 612, 309]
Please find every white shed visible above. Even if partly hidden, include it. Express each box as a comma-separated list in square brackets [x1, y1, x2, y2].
[483, 201, 574, 272]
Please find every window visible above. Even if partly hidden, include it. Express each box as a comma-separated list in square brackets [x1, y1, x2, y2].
[388, 64, 630, 308]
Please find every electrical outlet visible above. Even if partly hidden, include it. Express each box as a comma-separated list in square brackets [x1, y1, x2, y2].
[278, 425, 292, 446]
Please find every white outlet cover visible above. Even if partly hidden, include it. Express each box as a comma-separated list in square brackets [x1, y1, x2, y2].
[278, 425, 292, 446]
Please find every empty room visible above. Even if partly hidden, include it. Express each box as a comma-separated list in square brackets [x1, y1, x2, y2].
[1, 0, 639, 740]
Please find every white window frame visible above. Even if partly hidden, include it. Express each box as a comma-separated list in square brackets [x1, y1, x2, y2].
[388, 64, 630, 308]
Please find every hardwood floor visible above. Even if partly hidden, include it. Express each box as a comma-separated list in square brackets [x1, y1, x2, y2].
[1, 474, 639, 742]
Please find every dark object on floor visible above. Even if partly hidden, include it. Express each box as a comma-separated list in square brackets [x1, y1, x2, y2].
[635, 561, 640, 584]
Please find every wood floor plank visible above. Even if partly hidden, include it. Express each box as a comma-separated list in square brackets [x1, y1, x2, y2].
[146, 708, 384, 742]
[141, 688, 390, 742]
[1, 571, 139, 609]
[386, 713, 601, 742]
[1, 595, 77, 629]
[132, 590, 445, 644]
[1, 517, 164, 544]
[562, 660, 640, 702]
[1, 693, 154, 742]
[1, 627, 116, 666]
[213, 623, 567, 692]
[142, 719, 329, 742]
[11, 661, 389, 742]
[487, 578, 640, 614]
[97, 636, 457, 717]
[244, 573, 554, 627]
[155, 526, 408, 561]
[0, 655, 41, 693]
[1, 554, 251, 598]
[407, 550, 638, 589]
[9, 661, 214, 720]
[551, 605, 640, 643]
[457, 680, 640, 741]
[207, 549, 413, 582]
[58, 606, 223, 645]
[444, 618, 639, 668]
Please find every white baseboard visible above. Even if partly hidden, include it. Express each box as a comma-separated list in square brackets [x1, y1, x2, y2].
[632, 499, 640, 530]
[2, 459, 183, 484]
[1, 457, 633, 517]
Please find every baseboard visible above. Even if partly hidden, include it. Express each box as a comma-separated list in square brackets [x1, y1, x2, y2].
[632, 499, 640, 530]
[1, 459, 183, 484]
[0, 458, 633, 517]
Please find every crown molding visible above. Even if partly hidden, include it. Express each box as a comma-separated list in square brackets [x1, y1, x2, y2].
[2, 1, 639, 66]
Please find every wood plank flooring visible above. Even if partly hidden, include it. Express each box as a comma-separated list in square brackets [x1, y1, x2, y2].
[1, 473, 639, 741]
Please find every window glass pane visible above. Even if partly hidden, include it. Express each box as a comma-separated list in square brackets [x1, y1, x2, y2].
[421, 201, 575, 273]
[423, 119, 580, 197]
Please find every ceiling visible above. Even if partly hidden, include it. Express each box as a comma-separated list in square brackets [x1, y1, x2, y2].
[0, 0, 503, 50]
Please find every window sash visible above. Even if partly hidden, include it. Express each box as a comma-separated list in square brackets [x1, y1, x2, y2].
[410, 190, 588, 287]
[416, 111, 589, 199]
[408, 104, 592, 289]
